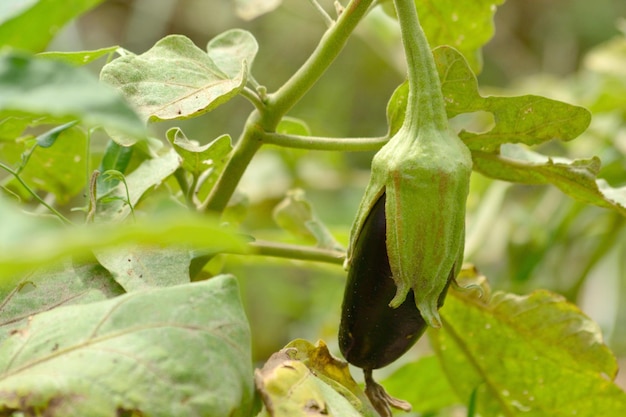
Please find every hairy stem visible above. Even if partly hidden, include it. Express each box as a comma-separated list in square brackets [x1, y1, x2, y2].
[204, 0, 375, 213]
[393, 0, 447, 131]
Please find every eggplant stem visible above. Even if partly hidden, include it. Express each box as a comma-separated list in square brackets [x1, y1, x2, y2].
[363, 368, 412, 417]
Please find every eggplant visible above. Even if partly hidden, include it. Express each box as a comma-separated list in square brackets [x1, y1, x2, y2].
[338, 193, 452, 370]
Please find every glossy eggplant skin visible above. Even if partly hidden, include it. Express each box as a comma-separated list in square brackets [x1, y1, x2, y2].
[339, 193, 451, 370]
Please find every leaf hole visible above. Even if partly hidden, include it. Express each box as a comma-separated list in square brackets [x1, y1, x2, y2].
[450, 111, 494, 135]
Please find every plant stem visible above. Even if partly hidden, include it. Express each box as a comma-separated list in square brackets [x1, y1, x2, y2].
[267, 0, 376, 126]
[204, 0, 375, 213]
[202, 113, 263, 212]
[393, 0, 447, 131]
[308, 0, 334, 26]
[248, 240, 345, 265]
[261, 132, 388, 151]
[0, 161, 72, 225]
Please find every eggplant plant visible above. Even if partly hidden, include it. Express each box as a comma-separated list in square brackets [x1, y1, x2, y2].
[1, 1, 626, 416]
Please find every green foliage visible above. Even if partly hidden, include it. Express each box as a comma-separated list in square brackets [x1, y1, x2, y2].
[0, 0, 105, 52]
[433, 286, 626, 416]
[0, 0, 625, 416]
[0, 275, 254, 417]
[100, 33, 253, 124]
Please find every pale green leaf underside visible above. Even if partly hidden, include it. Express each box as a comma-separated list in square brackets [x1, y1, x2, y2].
[473, 145, 626, 216]
[0, 262, 123, 343]
[100, 34, 248, 122]
[0, 275, 254, 417]
[167, 127, 232, 178]
[95, 246, 193, 292]
[232, 0, 281, 20]
[433, 289, 626, 416]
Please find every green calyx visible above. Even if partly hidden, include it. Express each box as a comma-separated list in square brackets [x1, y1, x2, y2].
[346, 0, 472, 328]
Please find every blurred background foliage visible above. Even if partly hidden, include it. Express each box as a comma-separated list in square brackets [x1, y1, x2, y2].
[47, 0, 626, 376]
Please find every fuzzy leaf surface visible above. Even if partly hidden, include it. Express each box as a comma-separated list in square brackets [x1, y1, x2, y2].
[100, 34, 248, 122]
[0, 275, 254, 417]
[0, 262, 123, 343]
[95, 246, 192, 292]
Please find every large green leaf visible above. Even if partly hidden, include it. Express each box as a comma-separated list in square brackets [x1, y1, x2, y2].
[433, 46, 591, 151]
[0, 275, 254, 417]
[432, 287, 626, 416]
[472, 145, 626, 216]
[386, 48, 591, 149]
[0, 0, 105, 52]
[0, 261, 123, 342]
[0, 52, 146, 137]
[100, 34, 251, 122]
[0, 195, 248, 278]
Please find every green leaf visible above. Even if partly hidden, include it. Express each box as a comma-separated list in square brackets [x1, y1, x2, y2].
[432, 288, 626, 416]
[2, 126, 88, 203]
[385, 80, 408, 137]
[96, 140, 134, 196]
[433, 46, 592, 151]
[96, 147, 181, 221]
[0, 196, 248, 278]
[0, 275, 254, 417]
[276, 117, 311, 136]
[380, 356, 460, 414]
[95, 246, 193, 292]
[100, 34, 248, 122]
[473, 144, 626, 216]
[0, 0, 105, 52]
[207, 29, 258, 78]
[0, 261, 124, 342]
[167, 127, 231, 178]
[191, 134, 234, 202]
[34, 121, 78, 148]
[232, 0, 281, 20]
[382, 0, 504, 71]
[272, 189, 343, 250]
[37, 46, 119, 66]
[0, 52, 146, 137]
